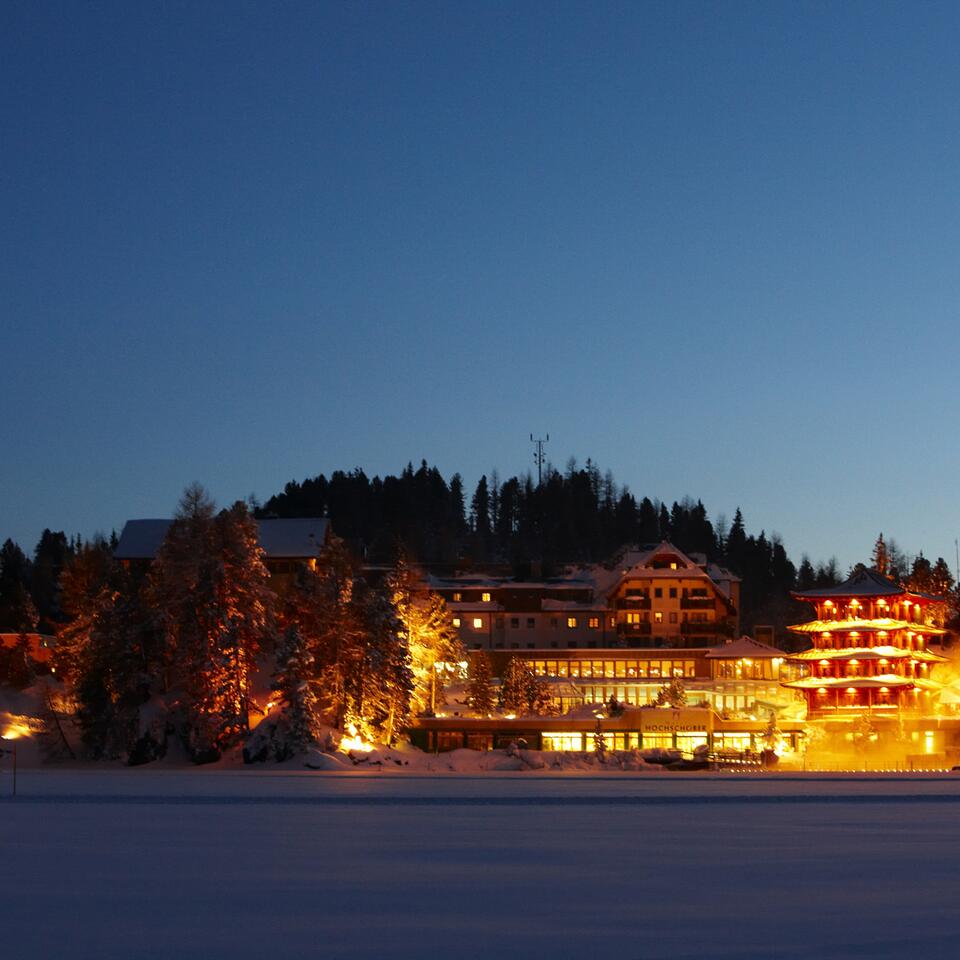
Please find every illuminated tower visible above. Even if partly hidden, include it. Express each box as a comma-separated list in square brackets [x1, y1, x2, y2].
[781, 566, 947, 717]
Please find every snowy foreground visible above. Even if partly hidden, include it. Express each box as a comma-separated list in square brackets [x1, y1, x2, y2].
[3, 769, 960, 959]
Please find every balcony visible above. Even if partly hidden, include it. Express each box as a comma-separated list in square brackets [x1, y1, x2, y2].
[680, 597, 714, 610]
[616, 597, 651, 610]
[616, 621, 653, 636]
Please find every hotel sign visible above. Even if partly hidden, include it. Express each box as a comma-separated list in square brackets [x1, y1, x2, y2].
[638, 708, 713, 734]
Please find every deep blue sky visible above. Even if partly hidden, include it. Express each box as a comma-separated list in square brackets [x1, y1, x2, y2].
[3, 1, 960, 571]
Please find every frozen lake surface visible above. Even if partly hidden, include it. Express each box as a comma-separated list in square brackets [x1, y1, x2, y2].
[3, 768, 960, 959]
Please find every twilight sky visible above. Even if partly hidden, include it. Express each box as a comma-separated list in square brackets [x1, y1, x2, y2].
[3, 1, 960, 572]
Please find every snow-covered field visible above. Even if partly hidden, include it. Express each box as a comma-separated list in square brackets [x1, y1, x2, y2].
[3, 769, 960, 960]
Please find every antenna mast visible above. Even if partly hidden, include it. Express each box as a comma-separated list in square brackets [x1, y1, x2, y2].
[530, 433, 549, 486]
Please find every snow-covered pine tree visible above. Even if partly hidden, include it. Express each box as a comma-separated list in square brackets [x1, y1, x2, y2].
[287, 534, 363, 731]
[346, 580, 413, 743]
[268, 624, 321, 759]
[654, 677, 687, 708]
[388, 555, 465, 715]
[151, 487, 274, 761]
[498, 657, 550, 715]
[468, 651, 494, 714]
[499, 656, 531, 714]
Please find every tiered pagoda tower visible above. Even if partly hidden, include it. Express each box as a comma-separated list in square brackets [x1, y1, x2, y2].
[782, 566, 947, 717]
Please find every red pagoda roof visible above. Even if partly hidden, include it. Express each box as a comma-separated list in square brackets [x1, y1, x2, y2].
[792, 566, 943, 602]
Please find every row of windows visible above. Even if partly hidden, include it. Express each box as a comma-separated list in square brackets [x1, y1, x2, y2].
[625, 611, 712, 625]
[569, 685, 788, 712]
[531, 659, 698, 679]
[626, 586, 709, 598]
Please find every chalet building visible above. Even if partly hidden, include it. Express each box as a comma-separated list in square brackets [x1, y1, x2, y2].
[781, 566, 948, 717]
[113, 517, 331, 581]
[430, 542, 740, 652]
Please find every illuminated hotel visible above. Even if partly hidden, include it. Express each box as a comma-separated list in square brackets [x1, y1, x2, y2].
[414, 543, 807, 755]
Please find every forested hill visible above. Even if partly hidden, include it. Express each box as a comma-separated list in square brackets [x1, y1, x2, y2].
[257, 460, 806, 634]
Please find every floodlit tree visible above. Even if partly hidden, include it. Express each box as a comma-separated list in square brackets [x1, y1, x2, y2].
[344, 580, 412, 743]
[151, 487, 274, 761]
[286, 534, 363, 732]
[388, 556, 464, 715]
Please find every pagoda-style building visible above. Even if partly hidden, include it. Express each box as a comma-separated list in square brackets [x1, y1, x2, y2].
[782, 566, 948, 716]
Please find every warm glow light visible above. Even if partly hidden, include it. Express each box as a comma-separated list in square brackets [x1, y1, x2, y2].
[339, 723, 373, 753]
[2, 720, 31, 740]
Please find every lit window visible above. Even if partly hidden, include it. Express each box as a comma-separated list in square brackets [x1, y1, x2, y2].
[452, 617, 461, 628]
[588, 617, 599, 629]
[481, 592, 491, 603]
[655, 612, 663, 624]
[452, 592, 461, 602]
[670, 562, 678, 570]
[567, 617, 577, 629]
[473, 618, 483, 630]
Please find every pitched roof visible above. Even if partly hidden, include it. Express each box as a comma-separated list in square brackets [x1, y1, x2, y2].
[792, 566, 907, 600]
[114, 517, 330, 560]
[704, 636, 785, 659]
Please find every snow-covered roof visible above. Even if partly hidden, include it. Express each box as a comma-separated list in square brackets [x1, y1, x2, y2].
[114, 517, 330, 560]
[704, 636, 785, 659]
[793, 566, 920, 600]
[255, 518, 331, 558]
[112, 519, 172, 559]
[589, 541, 738, 599]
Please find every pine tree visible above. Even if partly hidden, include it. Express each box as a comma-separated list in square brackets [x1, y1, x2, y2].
[388, 556, 464, 715]
[467, 651, 494, 714]
[499, 657, 550, 715]
[499, 656, 532, 714]
[345, 580, 412, 743]
[151, 487, 274, 761]
[269, 624, 321, 759]
[593, 719, 608, 762]
[654, 677, 687, 708]
[872, 533, 889, 576]
[291, 534, 363, 732]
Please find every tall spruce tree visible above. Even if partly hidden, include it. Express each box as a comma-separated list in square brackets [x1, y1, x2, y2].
[467, 651, 494, 714]
[269, 624, 322, 759]
[151, 487, 274, 761]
